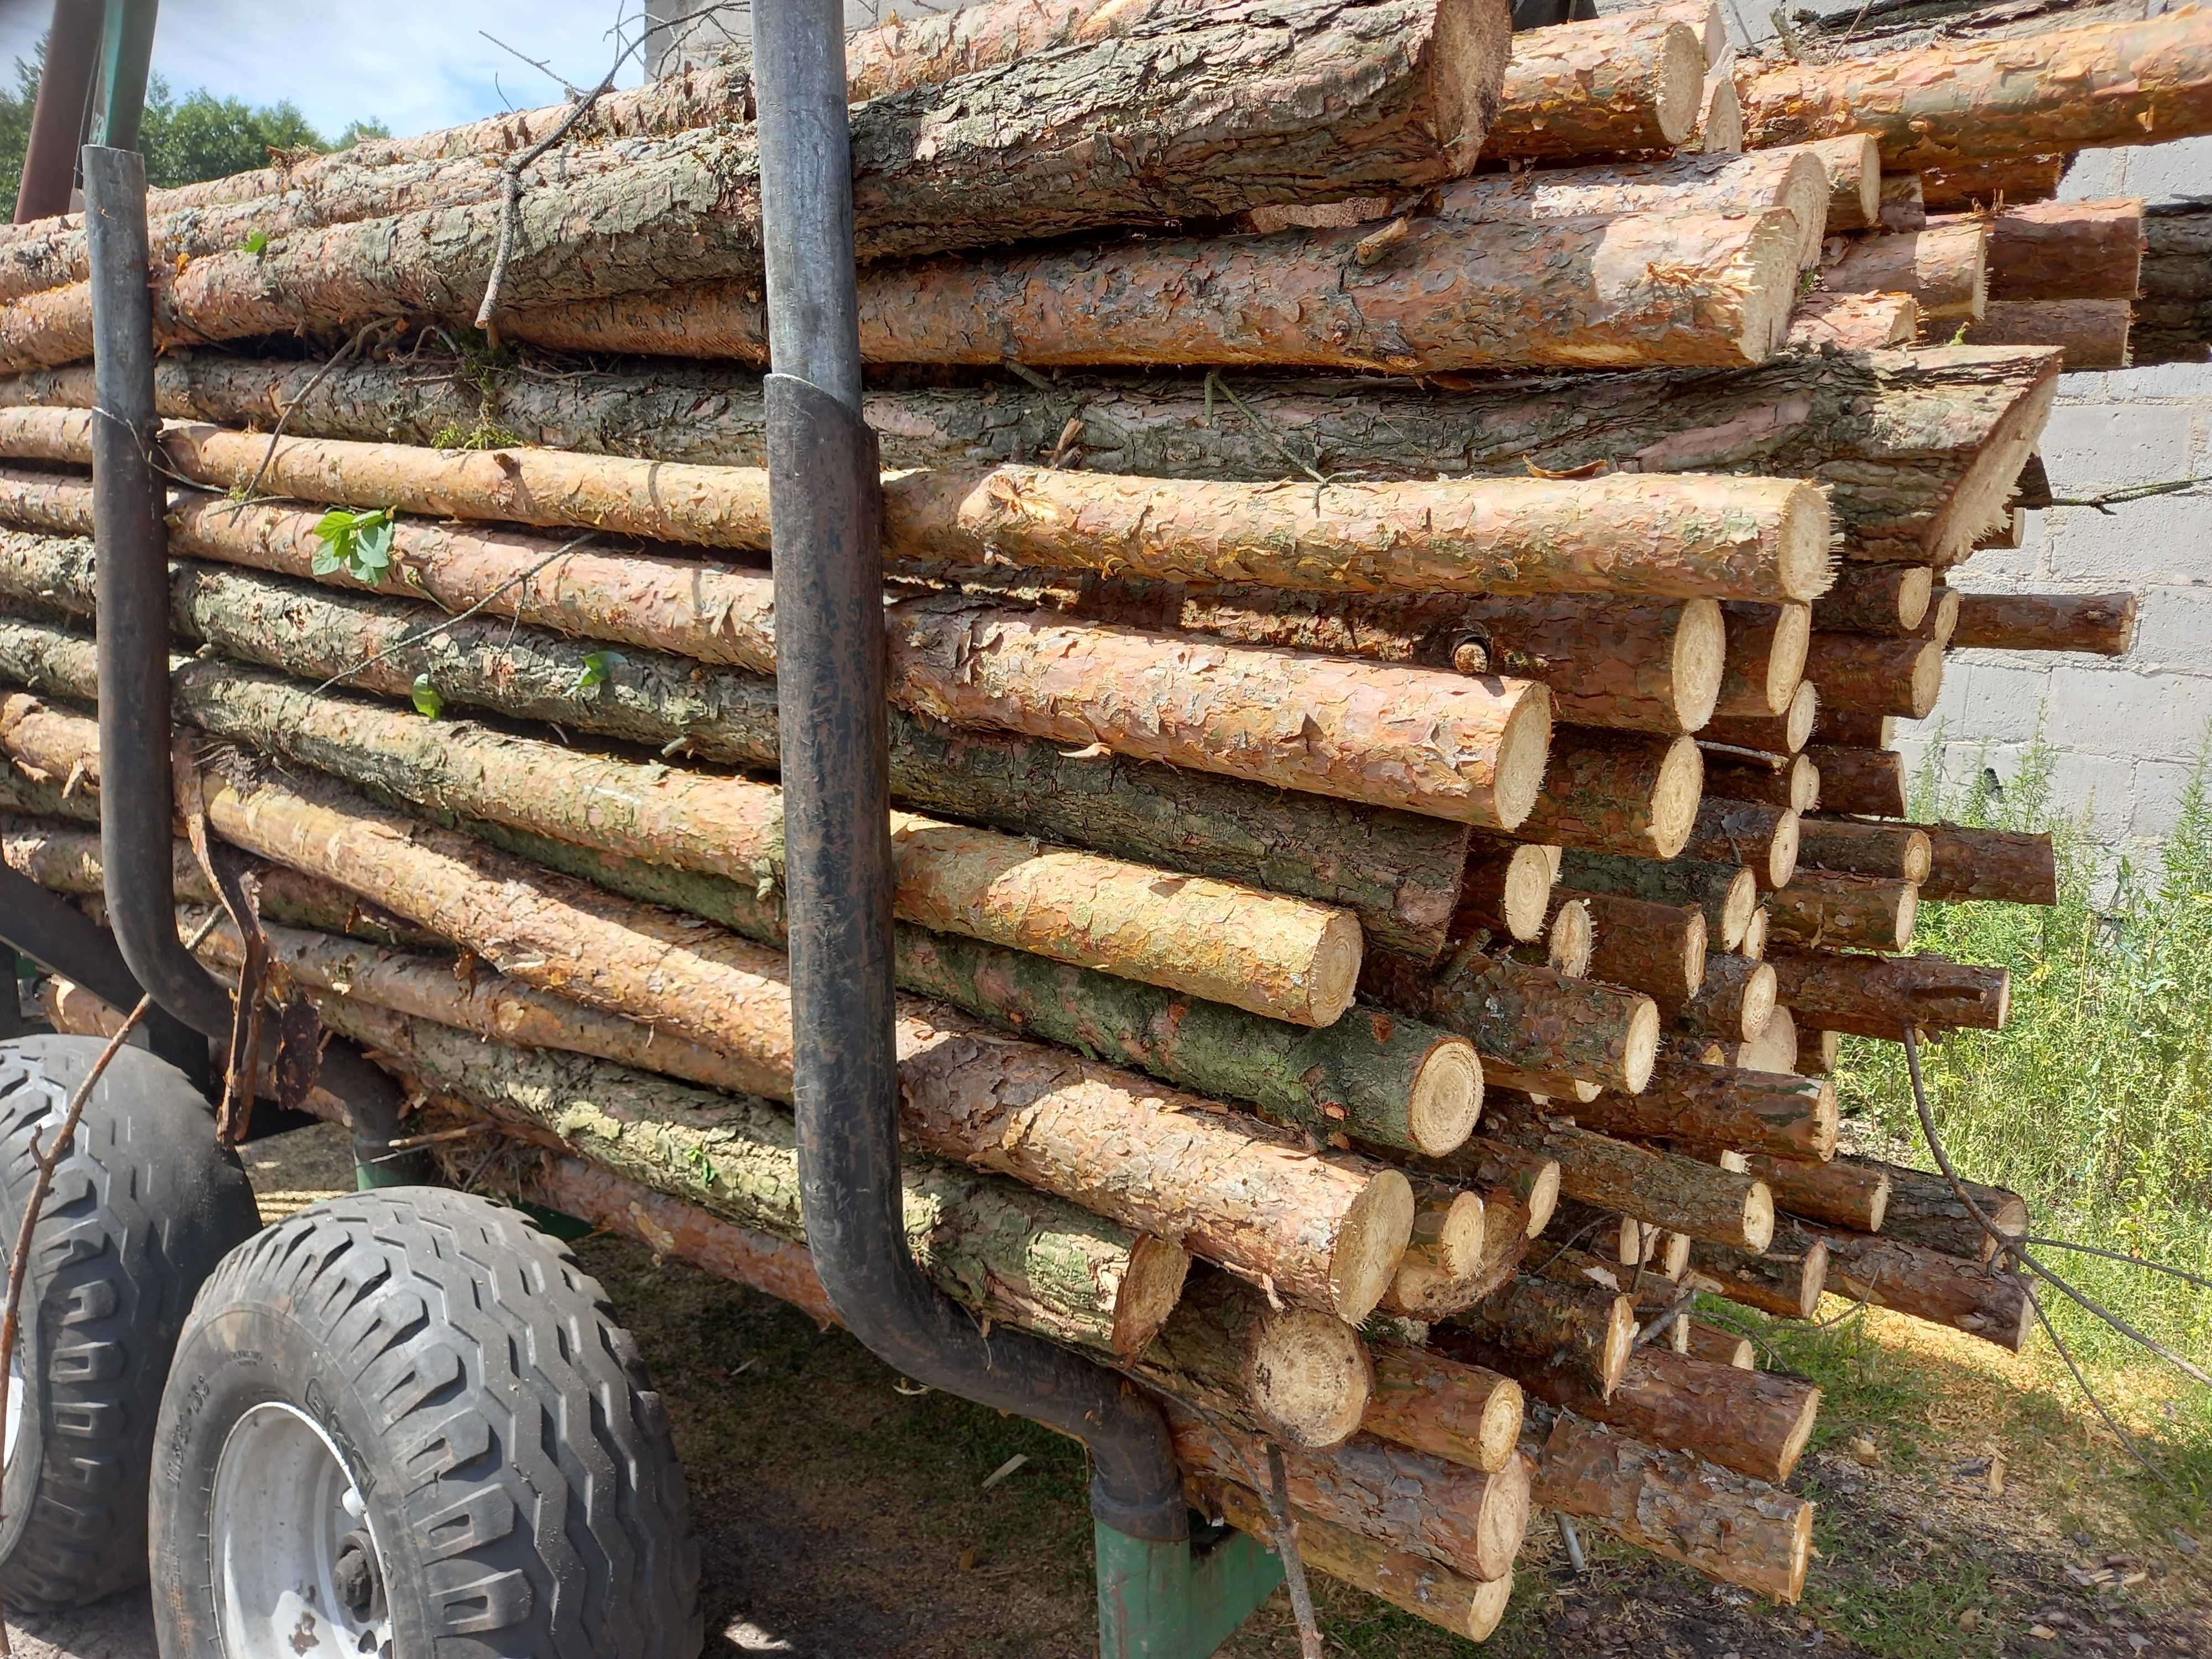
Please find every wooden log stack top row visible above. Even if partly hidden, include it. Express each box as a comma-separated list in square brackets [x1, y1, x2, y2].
[0, 0, 2176, 1634]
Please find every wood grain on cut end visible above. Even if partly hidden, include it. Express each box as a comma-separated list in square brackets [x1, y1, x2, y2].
[1738, 1000, 1796, 1073]
[1493, 689, 1556, 831]
[1304, 910, 1368, 1027]
[1430, 0, 1518, 167]
[1500, 842, 1559, 941]
[1672, 597, 1726, 731]
[1545, 896, 1595, 979]
[1811, 134, 1883, 231]
[1251, 1305, 1376, 1448]
[1743, 1182, 1777, 1254]
[1407, 1037, 1485, 1157]
[1332, 1168, 1418, 1323]
[1771, 484, 1835, 603]
[1702, 677, 1818, 754]
[1620, 998, 1662, 1097]
[1650, 734, 1706, 860]
[1816, 564, 1931, 634]
[1114, 1235, 1196, 1354]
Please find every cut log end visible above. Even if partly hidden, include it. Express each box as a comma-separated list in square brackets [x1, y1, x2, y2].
[1652, 23, 1709, 148]
[1776, 488, 1836, 603]
[1520, 1162, 1563, 1240]
[1743, 1182, 1777, 1255]
[1478, 1452, 1537, 1582]
[1546, 898, 1595, 979]
[1306, 911, 1368, 1028]
[1473, 1374, 1527, 1472]
[1621, 996, 1662, 1097]
[1408, 1037, 1485, 1158]
[1498, 843, 1558, 942]
[1430, 0, 1517, 165]
[1652, 735, 1706, 860]
[1738, 960, 1780, 1044]
[1425, 1186, 1491, 1281]
[1331, 1168, 1418, 1324]
[1766, 810, 1802, 893]
[1113, 1235, 1194, 1357]
[1251, 1306, 1376, 1449]
[1601, 1293, 1639, 1397]
[1764, 604, 1813, 716]
[1673, 598, 1726, 732]
[1687, 1320, 1756, 1369]
[1493, 692, 1556, 832]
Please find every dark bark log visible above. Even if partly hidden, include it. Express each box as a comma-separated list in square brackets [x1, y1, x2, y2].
[1681, 796, 1800, 891]
[1360, 947, 1661, 1094]
[1712, 601, 1811, 720]
[1745, 1154, 1891, 1232]
[1814, 564, 1933, 634]
[1798, 816, 1932, 881]
[1457, 837, 1557, 943]
[2135, 201, 2212, 363]
[1976, 197, 2144, 302]
[1920, 154, 2068, 211]
[1804, 745, 1907, 818]
[1870, 1159, 2028, 1262]
[1364, 1343, 1525, 1473]
[1804, 1223, 2034, 1350]
[1951, 591, 2138, 655]
[1768, 948, 2010, 1038]
[1686, 1322, 1756, 1369]
[1919, 822, 2058, 906]
[1482, 1117, 1775, 1250]
[1698, 749, 1817, 813]
[1558, 851, 1757, 952]
[1561, 888, 1708, 1003]
[1572, 1058, 1838, 1160]
[1512, 1345, 1819, 1482]
[1804, 630, 1944, 717]
[1667, 952, 1778, 1045]
[1767, 871, 1918, 953]
[1513, 729, 1704, 861]
[1687, 1222, 1830, 1320]
[1701, 679, 1817, 754]
[1433, 1275, 1637, 1400]
[1822, 220, 1989, 319]
[1877, 173, 1927, 233]
[1965, 299, 2133, 369]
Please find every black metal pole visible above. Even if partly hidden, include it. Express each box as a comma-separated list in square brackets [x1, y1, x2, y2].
[13, 0, 102, 224]
[755, 0, 1183, 1543]
[0, 863, 202, 1074]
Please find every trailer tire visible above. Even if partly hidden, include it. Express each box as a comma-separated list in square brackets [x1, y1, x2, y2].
[0, 1034, 260, 1612]
[151, 1186, 702, 1659]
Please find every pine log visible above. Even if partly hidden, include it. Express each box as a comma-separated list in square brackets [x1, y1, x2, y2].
[1920, 154, 2068, 211]
[1712, 601, 1812, 720]
[1815, 565, 1933, 634]
[0, 343, 2058, 567]
[1434, 1276, 1637, 1400]
[1698, 749, 1817, 813]
[1547, 1199, 1650, 1268]
[0, 0, 1517, 373]
[1561, 888, 1707, 1003]
[1822, 220, 1989, 320]
[1686, 1322, 1757, 1369]
[1813, 134, 1885, 231]
[1533, 1414, 1813, 1600]
[1787, 289, 1919, 350]
[1166, 1408, 1533, 1584]
[1767, 949, 2009, 1038]
[1667, 952, 1778, 1045]
[1559, 851, 1757, 952]
[508, 205, 1808, 373]
[1512, 729, 1703, 861]
[1514, 1345, 1818, 1483]
[312, 1001, 1191, 1357]
[1805, 1224, 2034, 1350]
[1803, 630, 1943, 717]
[1965, 299, 2132, 369]
[1877, 173, 1927, 233]
[1682, 797, 1800, 891]
[1811, 708, 1891, 749]
[1410, 1141, 1562, 1240]
[1458, 837, 1557, 943]
[2136, 200, 2212, 364]
[1573, 1059, 1838, 1161]
[1804, 745, 1906, 818]
[1686, 1224, 1830, 1321]
[1532, 896, 1595, 981]
[1977, 197, 2146, 302]
[1387, 1176, 1490, 1300]
[1869, 1160, 2028, 1262]
[1361, 948, 1661, 1095]
[1919, 822, 2058, 905]
[1921, 583, 1963, 647]
[1952, 590, 2138, 655]
[1193, 1477, 1515, 1641]
[1745, 1154, 1891, 1232]
[1483, 3, 1707, 159]
[1364, 1345, 1526, 1474]
[1793, 1023, 1841, 1077]
[1695, 71, 1745, 154]
[0, 703, 1413, 1320]
[1797, 816, 1932, 882]
[1737, 4, 2212, 170]
[1701, 680, 1817, 754]
[1526, 1250, 1692, 1353]
[1483, 1118, 1774, 1250]
[1767, 871, 1918, 952]
[1136, 1266, 1378, 1448]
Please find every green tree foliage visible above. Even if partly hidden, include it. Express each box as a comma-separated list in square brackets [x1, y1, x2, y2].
[0, 35, 388, 204]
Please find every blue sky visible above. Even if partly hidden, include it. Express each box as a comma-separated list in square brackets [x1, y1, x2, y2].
[0, 0, 660, 145]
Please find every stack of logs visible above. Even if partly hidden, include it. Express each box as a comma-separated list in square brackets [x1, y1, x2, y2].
[0, 0, 2196, 1635]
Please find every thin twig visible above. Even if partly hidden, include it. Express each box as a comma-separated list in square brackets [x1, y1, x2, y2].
[223, 318, 399, 515]
[1263, 1442, 1326, 1659]
[309, 531, 597, 696]
[479, 29, 586, 98]
[2025, 1281, 2177, 1494]
[2022, 1237, 2212, 1292]
[2046, 475, 2212, 514]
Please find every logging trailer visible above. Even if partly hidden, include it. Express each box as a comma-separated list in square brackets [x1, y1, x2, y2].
[0, 0, 1563, 1652]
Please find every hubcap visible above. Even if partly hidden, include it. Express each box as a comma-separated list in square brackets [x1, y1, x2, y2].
[210, 1402, 394, 1658]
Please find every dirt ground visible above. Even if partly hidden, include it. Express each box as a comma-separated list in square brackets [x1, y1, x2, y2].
[8, 1121, 2209, 1658]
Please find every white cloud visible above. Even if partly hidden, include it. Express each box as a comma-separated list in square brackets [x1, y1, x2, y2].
[0, 0, 659, 144]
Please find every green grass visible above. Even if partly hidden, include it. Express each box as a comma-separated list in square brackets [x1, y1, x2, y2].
[1827, 730, 2212, 1524]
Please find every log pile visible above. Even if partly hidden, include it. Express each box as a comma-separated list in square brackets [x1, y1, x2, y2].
[0, 0, 2174, 1631]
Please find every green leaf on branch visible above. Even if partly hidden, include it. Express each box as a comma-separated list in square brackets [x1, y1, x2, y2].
[409, 675, 445, 719]
[573, 650, 627, 693]
[311, 506, 399, 583]
[241, 229, 268, 255]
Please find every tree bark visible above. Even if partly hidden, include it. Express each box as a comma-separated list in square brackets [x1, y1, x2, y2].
[508, 205, 1808, 373]
[1191, 1476, 1515, 1641]
[1951, 590, 2138, 655]
[1920, 154, 2068, 211]
[1811, 708, 1892, 749]
[1813, 134, 1885, 230]
[1365, 1344, 1526, 1473]
[1482, 1117, 1775, 1250]
[1804, 630, 1943, 717]
[1457, 838, 1557, 943]
[1533, 1414, 1813, 1601]
[1561, 889, 1708, 1004]
[1965, 299, 2133, 369]
[1572, 1058, 1838, 1160]
[1686, 1322, 1756, 1369]
[1699, 750, 1817, 813]
[1559, 851, 1757, 951]
[1804, 745, 1907, 818]
[1512, 729, 1703, 862]
[1482, 2, 1708, 159]
[1918, 822, 2058, 905]
[309, 999, 1191, 1357]
[1797, 817, 1932, 882]
[1878, 173, 1927, 232]
[1822, 220, 1989, 319]
[1166, 1407, 1533, 1583]
[1686, 1223, 1830, 1320]
[1712, 601, 1811, 720]
[1134, 1265, 1376, 1448]
[1361, 948, 1661, 1095]
[1682, 797, 1800, 891]
[1702, 680, 1817, 755]
[1408, 1141, 1562, 1241]
[1815, 564, 1933, 634]
[1738, 3, 2212, 171]
[1745, 1154, 1892, 1232]
[1871, 1160, 2028, 1262]
[1510, 1346, 1819, 1483]
[1664, 951, 1779, 1045]
[1975, 197, 2144, 301]
[1767, 948, 2010, 1039]
[2135, 201, 2212, 364]
[1786, 289, 1919, 349]
[1804, 1224, 2034, 1350]
[1433, 1275, 1637, 1400]
[1767, 871, 1919, 952]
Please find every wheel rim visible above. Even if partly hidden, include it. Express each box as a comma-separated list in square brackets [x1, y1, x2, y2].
[211, 1401, 394, 1658]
